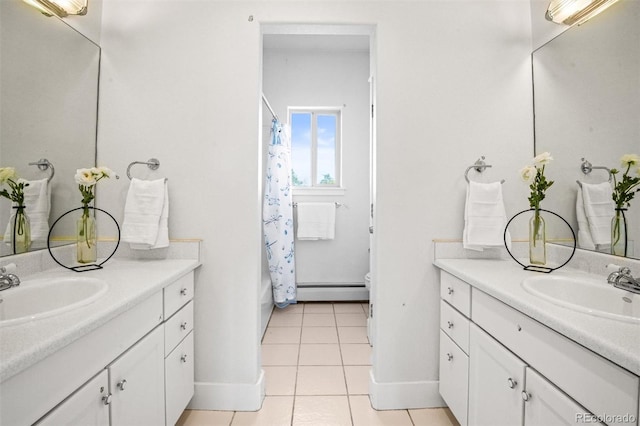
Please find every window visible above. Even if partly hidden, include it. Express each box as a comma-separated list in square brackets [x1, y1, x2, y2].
[289, 108, 341, 188]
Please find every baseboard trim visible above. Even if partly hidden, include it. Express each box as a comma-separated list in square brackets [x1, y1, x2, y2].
[297, 284, 369, 301]
[369, 370, 446, 410]
[189, 370, 265, 411]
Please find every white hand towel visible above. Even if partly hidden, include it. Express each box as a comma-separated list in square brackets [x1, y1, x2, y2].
[463, 181, 511, 251]
[3, 178, 50, 243]
[296, 202, 336, 240]
[121, 178, 169, 249]
[575, 186, 596, 250]
[581, 181, 614, 246]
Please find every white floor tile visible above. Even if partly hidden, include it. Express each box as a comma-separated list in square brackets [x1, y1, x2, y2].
[262, 326, 301, 344]
[231, 396, 294, 425]
[409, 407, 460, 426]
[341, 344, 372, 365]
[337, 326, 369, 344]
[333, 303, 366, 314]
[301, 326, 339, 344]
[263, 366, 297, 396]
[268, 313, 303, 327]
[303, 303, 335, 314]
[303, 313, 336, 327]
[293, 396, 352, 426]
[176, 409, 234, 426]
[344, 366, 370, 395]
[298, 344, 342, 366]
[261, 344, 299, 366]
[335, 313, 367, 327]
[296, 366, 347, 395]
[349, 395, 413, 426]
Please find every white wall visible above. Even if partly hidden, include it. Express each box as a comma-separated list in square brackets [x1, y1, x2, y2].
[263, 47, 371, 287]
[98, 0, 533, 410]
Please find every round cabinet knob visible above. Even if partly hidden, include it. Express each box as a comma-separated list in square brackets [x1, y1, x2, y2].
[447, 321, 454, 329]
[446, 353, 453, 362]
[507, 378, 517, 389]
[447, 287, 454, 295]
[180, 321, 188, 330]
[522, 391, 531, 402]
[181, 354, 188, 363]
[102, 394, 112, 406]
[117, 379, 127, 391]
[180, 288, 188, 296]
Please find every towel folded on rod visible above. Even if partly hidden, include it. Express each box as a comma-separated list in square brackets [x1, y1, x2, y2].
[575, 187, 596, 250]
[580, 181, 614, 246]
[121, 178, 169, 249]
[3, 178, 50, 243]
[296, 202, 336, 240]
[463, 181, 511, 251]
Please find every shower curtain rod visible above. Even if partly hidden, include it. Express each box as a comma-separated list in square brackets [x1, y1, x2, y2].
[261, 93, 279, 121]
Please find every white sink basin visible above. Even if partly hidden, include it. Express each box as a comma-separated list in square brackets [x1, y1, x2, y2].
[522, 275, 640, 323]
[0, 277, 108, 327]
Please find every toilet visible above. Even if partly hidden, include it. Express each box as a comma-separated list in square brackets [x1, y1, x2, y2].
[364, 272, 371, 290]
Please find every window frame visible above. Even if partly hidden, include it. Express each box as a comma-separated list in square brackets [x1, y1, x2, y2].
[288, 106, 343, 190]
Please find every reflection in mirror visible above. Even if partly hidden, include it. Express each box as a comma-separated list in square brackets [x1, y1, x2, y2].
[532, 0, 640, 259]
[0, 0, 99, 256]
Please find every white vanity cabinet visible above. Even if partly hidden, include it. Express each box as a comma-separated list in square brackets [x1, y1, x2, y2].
[36, 370, 110, 426]
[108, 325, 166, 426]
[439, 272, 472, 426]
[438, 270, 640, 426]
[468, 323, 597, 426]
[2, 267, 198, 426]
[163, 271, 195, 426]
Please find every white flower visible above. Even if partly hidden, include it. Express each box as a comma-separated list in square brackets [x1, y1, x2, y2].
[520, 165, 536, 182]
[75, 168, 97, 186]
[91, 166, 113, 179]
[533, 152, 553, 166]
[620, 153, 640, 167]
[0, 167, 17, 184]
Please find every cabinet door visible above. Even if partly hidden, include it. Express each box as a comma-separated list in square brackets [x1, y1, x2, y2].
[468, 324, 526, 426]
[165, 331, 195, 426]
[109, 325, 165, 426]
[36, 370, 109, 426]
[439, 330, 469, 426]
[523, 368, 604, 426]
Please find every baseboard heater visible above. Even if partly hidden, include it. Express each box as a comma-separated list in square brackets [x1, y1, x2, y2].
[296, 282, 369, 301]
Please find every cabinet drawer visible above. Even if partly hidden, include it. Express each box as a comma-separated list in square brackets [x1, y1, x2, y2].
[164, 271, 194, 319]
[472, 289, 639, 426]
[439, 330, 469, 426]
[165, 301, 194, 355]
[165, 331, 194, 426]
[440, 300, 470, 354]
[440, 271, 471, 317]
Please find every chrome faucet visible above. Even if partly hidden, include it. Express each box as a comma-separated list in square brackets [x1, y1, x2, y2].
[0, 264, 20, 291]
[607, 266, 640, 295]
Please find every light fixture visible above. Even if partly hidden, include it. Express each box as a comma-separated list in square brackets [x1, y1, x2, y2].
[545, 0, 621, 26]
[22, 0, 88, 17]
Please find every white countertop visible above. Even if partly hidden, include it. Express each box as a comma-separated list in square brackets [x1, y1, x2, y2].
[434, 258, 640, 376]
[0, 258, 200, 382]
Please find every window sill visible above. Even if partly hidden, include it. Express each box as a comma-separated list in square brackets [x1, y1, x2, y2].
[292, 187, 346, 196]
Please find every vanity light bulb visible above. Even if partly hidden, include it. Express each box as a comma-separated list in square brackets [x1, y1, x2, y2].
[21, 0, 87, 17]
[545, 0, 621, 26]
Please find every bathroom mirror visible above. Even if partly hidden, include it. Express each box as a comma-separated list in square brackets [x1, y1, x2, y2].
[0, 0, 100, 255]
[532, 0, 640, 259]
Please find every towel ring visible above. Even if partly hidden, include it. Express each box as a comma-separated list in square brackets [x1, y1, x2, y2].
[126, 158, 160, 180]
[465, 156, 505, 184]
[28, 158, 54, 182]
[576, 158, 612, 187]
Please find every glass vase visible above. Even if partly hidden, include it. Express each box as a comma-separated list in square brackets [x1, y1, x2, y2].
[77, 212, 97, 263]
[611, 208, 627, 257]
[529, 209, 546, 265]
[9, 206, 31, 254]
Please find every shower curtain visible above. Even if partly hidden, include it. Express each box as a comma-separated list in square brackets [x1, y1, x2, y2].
[263, 119, 296, 307]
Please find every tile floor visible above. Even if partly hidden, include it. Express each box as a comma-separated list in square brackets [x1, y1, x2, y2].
[177, 302, 459, 426]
